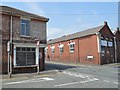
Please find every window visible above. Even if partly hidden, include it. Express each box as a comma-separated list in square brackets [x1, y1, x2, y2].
[59, 47, 63, 53]
[20, 19, 30, 36]
[108, 41, 113, 47]
[51, 48, 55, 54]
[69, 43, 75, 53]
[58, 44, 64, 54]
[50, 45, 55, 54]
[101, 40, 107, 46]
[16, 47, 36, 66]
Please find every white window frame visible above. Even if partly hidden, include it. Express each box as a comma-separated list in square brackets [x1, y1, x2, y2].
[108, 41, 113, 47]
[13, 43, 37, 67]
[68, 42, 75, 53]
[58, 44, 64, 54]
[50, 46, 55, 54]
[20, 18, 30, 36]
[101, 39, 107, 46]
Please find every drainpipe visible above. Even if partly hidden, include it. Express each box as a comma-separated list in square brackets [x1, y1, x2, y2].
[114, 37, 117, 63]
[9, 13, 13, 77]
[96, 32, 101, 65]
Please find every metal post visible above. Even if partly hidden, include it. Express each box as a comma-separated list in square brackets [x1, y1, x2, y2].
[114, 37, 117, 63]
[37, 46, 39, 74]
[7, 41, 10, 75]
[36, 40, 40, 74]
[8, 52, 10, 74]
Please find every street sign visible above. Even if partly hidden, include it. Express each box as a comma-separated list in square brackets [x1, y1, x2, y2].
[7, 41, 10, 52]
[36, 40, 40, 46]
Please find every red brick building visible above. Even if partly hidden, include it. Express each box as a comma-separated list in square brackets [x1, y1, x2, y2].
[0, 6, 49, 74]
[114, 28, 120, 62]
[46, 22, 116, 65]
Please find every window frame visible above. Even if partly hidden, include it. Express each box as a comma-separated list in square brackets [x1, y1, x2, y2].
[14, 46, 37, 67]
[20, 18, 30, 36]
[68, 42, 75, 53]
[51, 48, 55, 54]
[59, 47, 63, 54]
[108, 41, 113, 47]
[50, 45, 55, 54]
[101, 39, 107, 47]
[58, 44, 64, 54]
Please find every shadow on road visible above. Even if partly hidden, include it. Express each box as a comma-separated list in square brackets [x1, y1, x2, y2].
[45, 62, 79, 71]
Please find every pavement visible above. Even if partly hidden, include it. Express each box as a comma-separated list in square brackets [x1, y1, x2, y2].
[2, 69, 59, 80]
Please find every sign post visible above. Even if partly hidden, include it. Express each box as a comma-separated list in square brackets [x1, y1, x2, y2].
[7, 41, 12, 77]
[7, 41, 10, 76]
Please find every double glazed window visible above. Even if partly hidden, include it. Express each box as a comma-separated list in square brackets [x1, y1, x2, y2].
[101, 40, 107, 46]
[69, 44, 75, 53]
[59, 47, 63, 53]
[51, 46, 55, 54]
[101, 39, 113, 47]
[20, 19, 30, 36]
[108, 41, 113, 47]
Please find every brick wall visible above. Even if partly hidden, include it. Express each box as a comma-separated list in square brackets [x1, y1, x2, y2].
[2, 13, 47, 74]
[46, 24, 115, 65]
[115, 30, 120, 62]
[47, 35, 99, 65]
[79, 35, 99, 65]
[100, 24, 115, 64]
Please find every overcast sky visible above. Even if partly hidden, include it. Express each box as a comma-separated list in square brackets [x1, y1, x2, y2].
[1, 2, 118, 40]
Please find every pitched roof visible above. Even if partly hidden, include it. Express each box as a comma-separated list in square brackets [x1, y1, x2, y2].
[0, 5, 49, 22]
[48, 25, 104, 44]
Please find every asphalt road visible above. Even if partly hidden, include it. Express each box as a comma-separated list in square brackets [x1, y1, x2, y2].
[2, 61, 120, 89]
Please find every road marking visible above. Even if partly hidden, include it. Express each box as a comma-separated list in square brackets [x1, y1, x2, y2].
[54, 78, 99, 87]
[41, 77, 54, 81]
[4, 77, 54, 85]
[103, 80, 110, 82]
[62, 71, 95, 79]
[62, 71, 86, 78]
[113, 82, 119, 85]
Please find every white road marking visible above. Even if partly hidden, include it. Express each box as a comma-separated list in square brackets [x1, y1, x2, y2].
[54, 78, 99, 87]
[92, 78, 99, 80]
[113, 82, 119, 85]
[4, 77, 54, 85]
[41, 77, 54, 81]
[103, 80, 110, 82]
[62, 71, 93, 79]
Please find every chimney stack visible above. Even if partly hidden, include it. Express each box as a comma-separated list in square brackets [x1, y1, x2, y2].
[104, 21, 107, 25]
